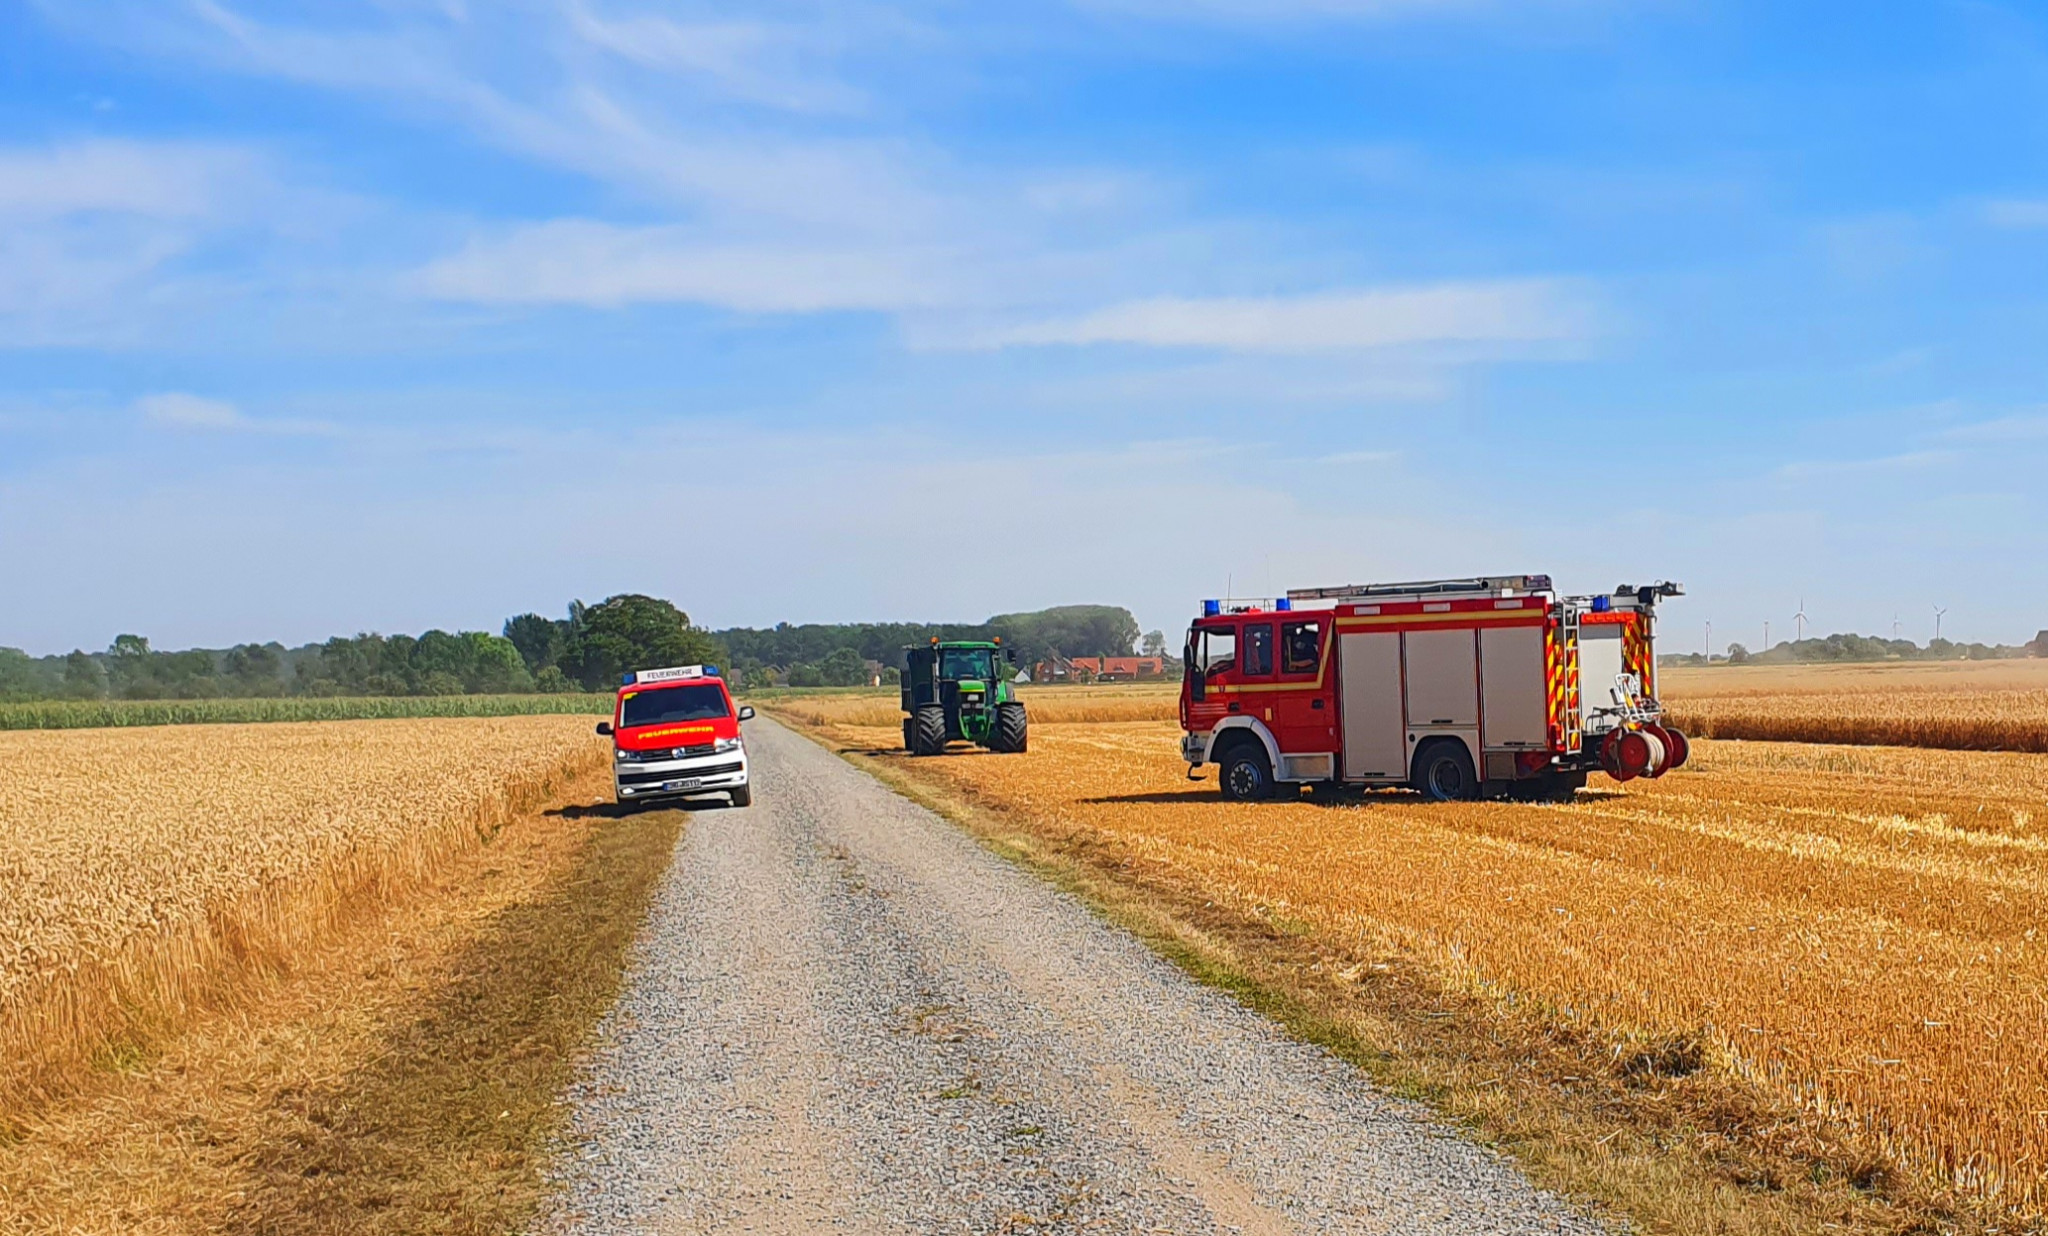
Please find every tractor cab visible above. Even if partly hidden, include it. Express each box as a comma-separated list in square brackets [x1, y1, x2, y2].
[901, 639, 1028, 756]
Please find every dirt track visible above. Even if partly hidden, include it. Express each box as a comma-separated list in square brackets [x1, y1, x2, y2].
[540, 717, 1600, 1234]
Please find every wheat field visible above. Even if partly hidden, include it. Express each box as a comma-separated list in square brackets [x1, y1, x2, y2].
[0, 715, 606, 1114]
[1662, 661, 2048, 752]
[785, 701, 2048, 1215]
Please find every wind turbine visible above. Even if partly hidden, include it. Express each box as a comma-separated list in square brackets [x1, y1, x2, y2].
[1763, 619, 1771, 651]
[1892, 613, 1901, 640]
[1933, 604, 1949, 643]
[1705, 620, 1713, 660]
[1794, 598, 1809, 643]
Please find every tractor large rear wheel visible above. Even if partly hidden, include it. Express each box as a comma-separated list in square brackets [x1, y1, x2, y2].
[912, 705, 947, 756]
[993, 702, 1028, 753]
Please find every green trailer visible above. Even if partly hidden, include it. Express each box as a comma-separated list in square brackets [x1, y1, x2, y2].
[901, 640, 1027, 756]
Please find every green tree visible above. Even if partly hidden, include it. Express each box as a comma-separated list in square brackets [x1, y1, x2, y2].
[223, 643, 285, 696]
[63, 650, 105, 698]
[108, 634, 156, 697]
[503, 613, 567, 674]
[819, 646, 868, 686]
[787, 662, 824, 687]
[558, 594, 725, 690]
[463, 632, 534, 693]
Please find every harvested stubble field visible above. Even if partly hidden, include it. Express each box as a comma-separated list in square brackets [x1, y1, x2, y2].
[1663, 660, 2048, 753]
[767, 691, 2048, 1228]
[0, 714, 606, 1117]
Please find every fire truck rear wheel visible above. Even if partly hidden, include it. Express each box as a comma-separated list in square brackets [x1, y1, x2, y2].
[993, 702, 1028, 753]
[1412, 740, 1478, 802]
[1217, 740, 1274, 802]
[912, 705, 947, 756]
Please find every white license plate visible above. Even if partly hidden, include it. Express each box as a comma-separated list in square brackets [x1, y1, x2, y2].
[664, 777, 704, 791]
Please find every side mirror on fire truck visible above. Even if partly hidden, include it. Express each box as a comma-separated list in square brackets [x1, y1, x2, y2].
[1189, 665, 1205, 703]
[595, 721, 613, 736]
[738, 706, 756, 721]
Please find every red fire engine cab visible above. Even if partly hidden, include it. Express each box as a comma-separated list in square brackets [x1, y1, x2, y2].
[1179, 574, 1689, 802]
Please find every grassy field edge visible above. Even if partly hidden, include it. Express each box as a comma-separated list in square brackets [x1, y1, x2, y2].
[767, 712, 1986, 1236]
[221, 802, 682, 1234]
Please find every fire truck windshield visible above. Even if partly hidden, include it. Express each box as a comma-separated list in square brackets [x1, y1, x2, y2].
[620, 684, 730, 729]
[940, 648, 994, 680]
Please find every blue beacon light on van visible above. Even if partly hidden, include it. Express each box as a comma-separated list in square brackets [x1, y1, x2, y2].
[1202, 599, 1222, 617]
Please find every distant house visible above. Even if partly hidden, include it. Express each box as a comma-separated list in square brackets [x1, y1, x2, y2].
[1033, 654, 1166, 683]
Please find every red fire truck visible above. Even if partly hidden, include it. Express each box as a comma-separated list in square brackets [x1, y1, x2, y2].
[1179, 574, 1689, 801]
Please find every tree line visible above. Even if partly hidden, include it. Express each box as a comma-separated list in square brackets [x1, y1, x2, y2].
[1660, 631, 2041, 667]
[718, 605, 1149, 688]
[0, 595, 720, 701]
[0, 598, 1150, 700]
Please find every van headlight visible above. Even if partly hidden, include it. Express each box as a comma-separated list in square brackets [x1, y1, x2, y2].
[714, 736, 742, 754]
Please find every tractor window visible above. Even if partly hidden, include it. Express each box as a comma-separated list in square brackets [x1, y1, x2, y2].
[1197, 626, 1236, 677]
[939, 648, 994, 680]
[1281, 620, 1322, 675]
[1242, 623, 1274, 677]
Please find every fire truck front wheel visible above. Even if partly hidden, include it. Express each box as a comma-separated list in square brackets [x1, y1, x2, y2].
[1412, 740, 1478, 802]
[1216, 739, 1275, 802]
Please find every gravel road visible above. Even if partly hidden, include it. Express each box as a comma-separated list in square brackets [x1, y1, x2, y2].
[540, 717, 1605, 1235]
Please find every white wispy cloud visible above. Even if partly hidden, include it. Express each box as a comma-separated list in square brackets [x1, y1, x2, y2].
[976, 281, 1591, 353]
[416, 220, 961, 312]
[0, 139, 259, 219]
[1982, 199, 2048, 229]
[1773, 449, 1958, 480]
[564, 4, 869, 115]
[137, 392, 337, 436]
[0, 140, 277, 347]
[1938, 413, 2048, 443]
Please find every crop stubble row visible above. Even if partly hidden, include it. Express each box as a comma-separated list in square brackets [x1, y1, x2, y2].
[797, 712, 2048, 1212]
[0, 714, 606, 1112]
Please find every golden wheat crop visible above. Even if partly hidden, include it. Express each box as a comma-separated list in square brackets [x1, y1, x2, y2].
[801, 712, 2048, 1212]
[1664, 661, 2048, 752]
[0, 715, 605, 1113]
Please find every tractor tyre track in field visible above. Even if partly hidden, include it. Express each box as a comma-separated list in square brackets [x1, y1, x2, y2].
[540, 718, 1601, 1235]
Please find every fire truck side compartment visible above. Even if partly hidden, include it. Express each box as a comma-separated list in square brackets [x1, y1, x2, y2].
[1577, 625, 1626, 731]
[1338, 631, 1405, 779]
[1477, 625, 1549, 749]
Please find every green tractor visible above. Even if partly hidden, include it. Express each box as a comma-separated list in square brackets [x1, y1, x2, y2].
[901, 639, 1028, 756]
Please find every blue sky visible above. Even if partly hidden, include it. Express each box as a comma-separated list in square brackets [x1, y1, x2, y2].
[5, 0, 2048, 656]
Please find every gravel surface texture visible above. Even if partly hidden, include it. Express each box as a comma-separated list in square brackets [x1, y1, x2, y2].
[539, 717, 1606, 1235]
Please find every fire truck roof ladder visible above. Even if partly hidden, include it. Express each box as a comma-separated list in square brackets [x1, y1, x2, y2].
[1286, 574, 1555, 603]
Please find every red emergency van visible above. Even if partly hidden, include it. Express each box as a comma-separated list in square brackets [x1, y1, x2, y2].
[595, 664, 755, 807]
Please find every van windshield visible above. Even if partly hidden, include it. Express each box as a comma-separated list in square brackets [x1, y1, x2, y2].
[620, 684, 730, 728]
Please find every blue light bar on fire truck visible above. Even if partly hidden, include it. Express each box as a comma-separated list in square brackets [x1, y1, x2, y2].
[621, 664, 722, 686]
